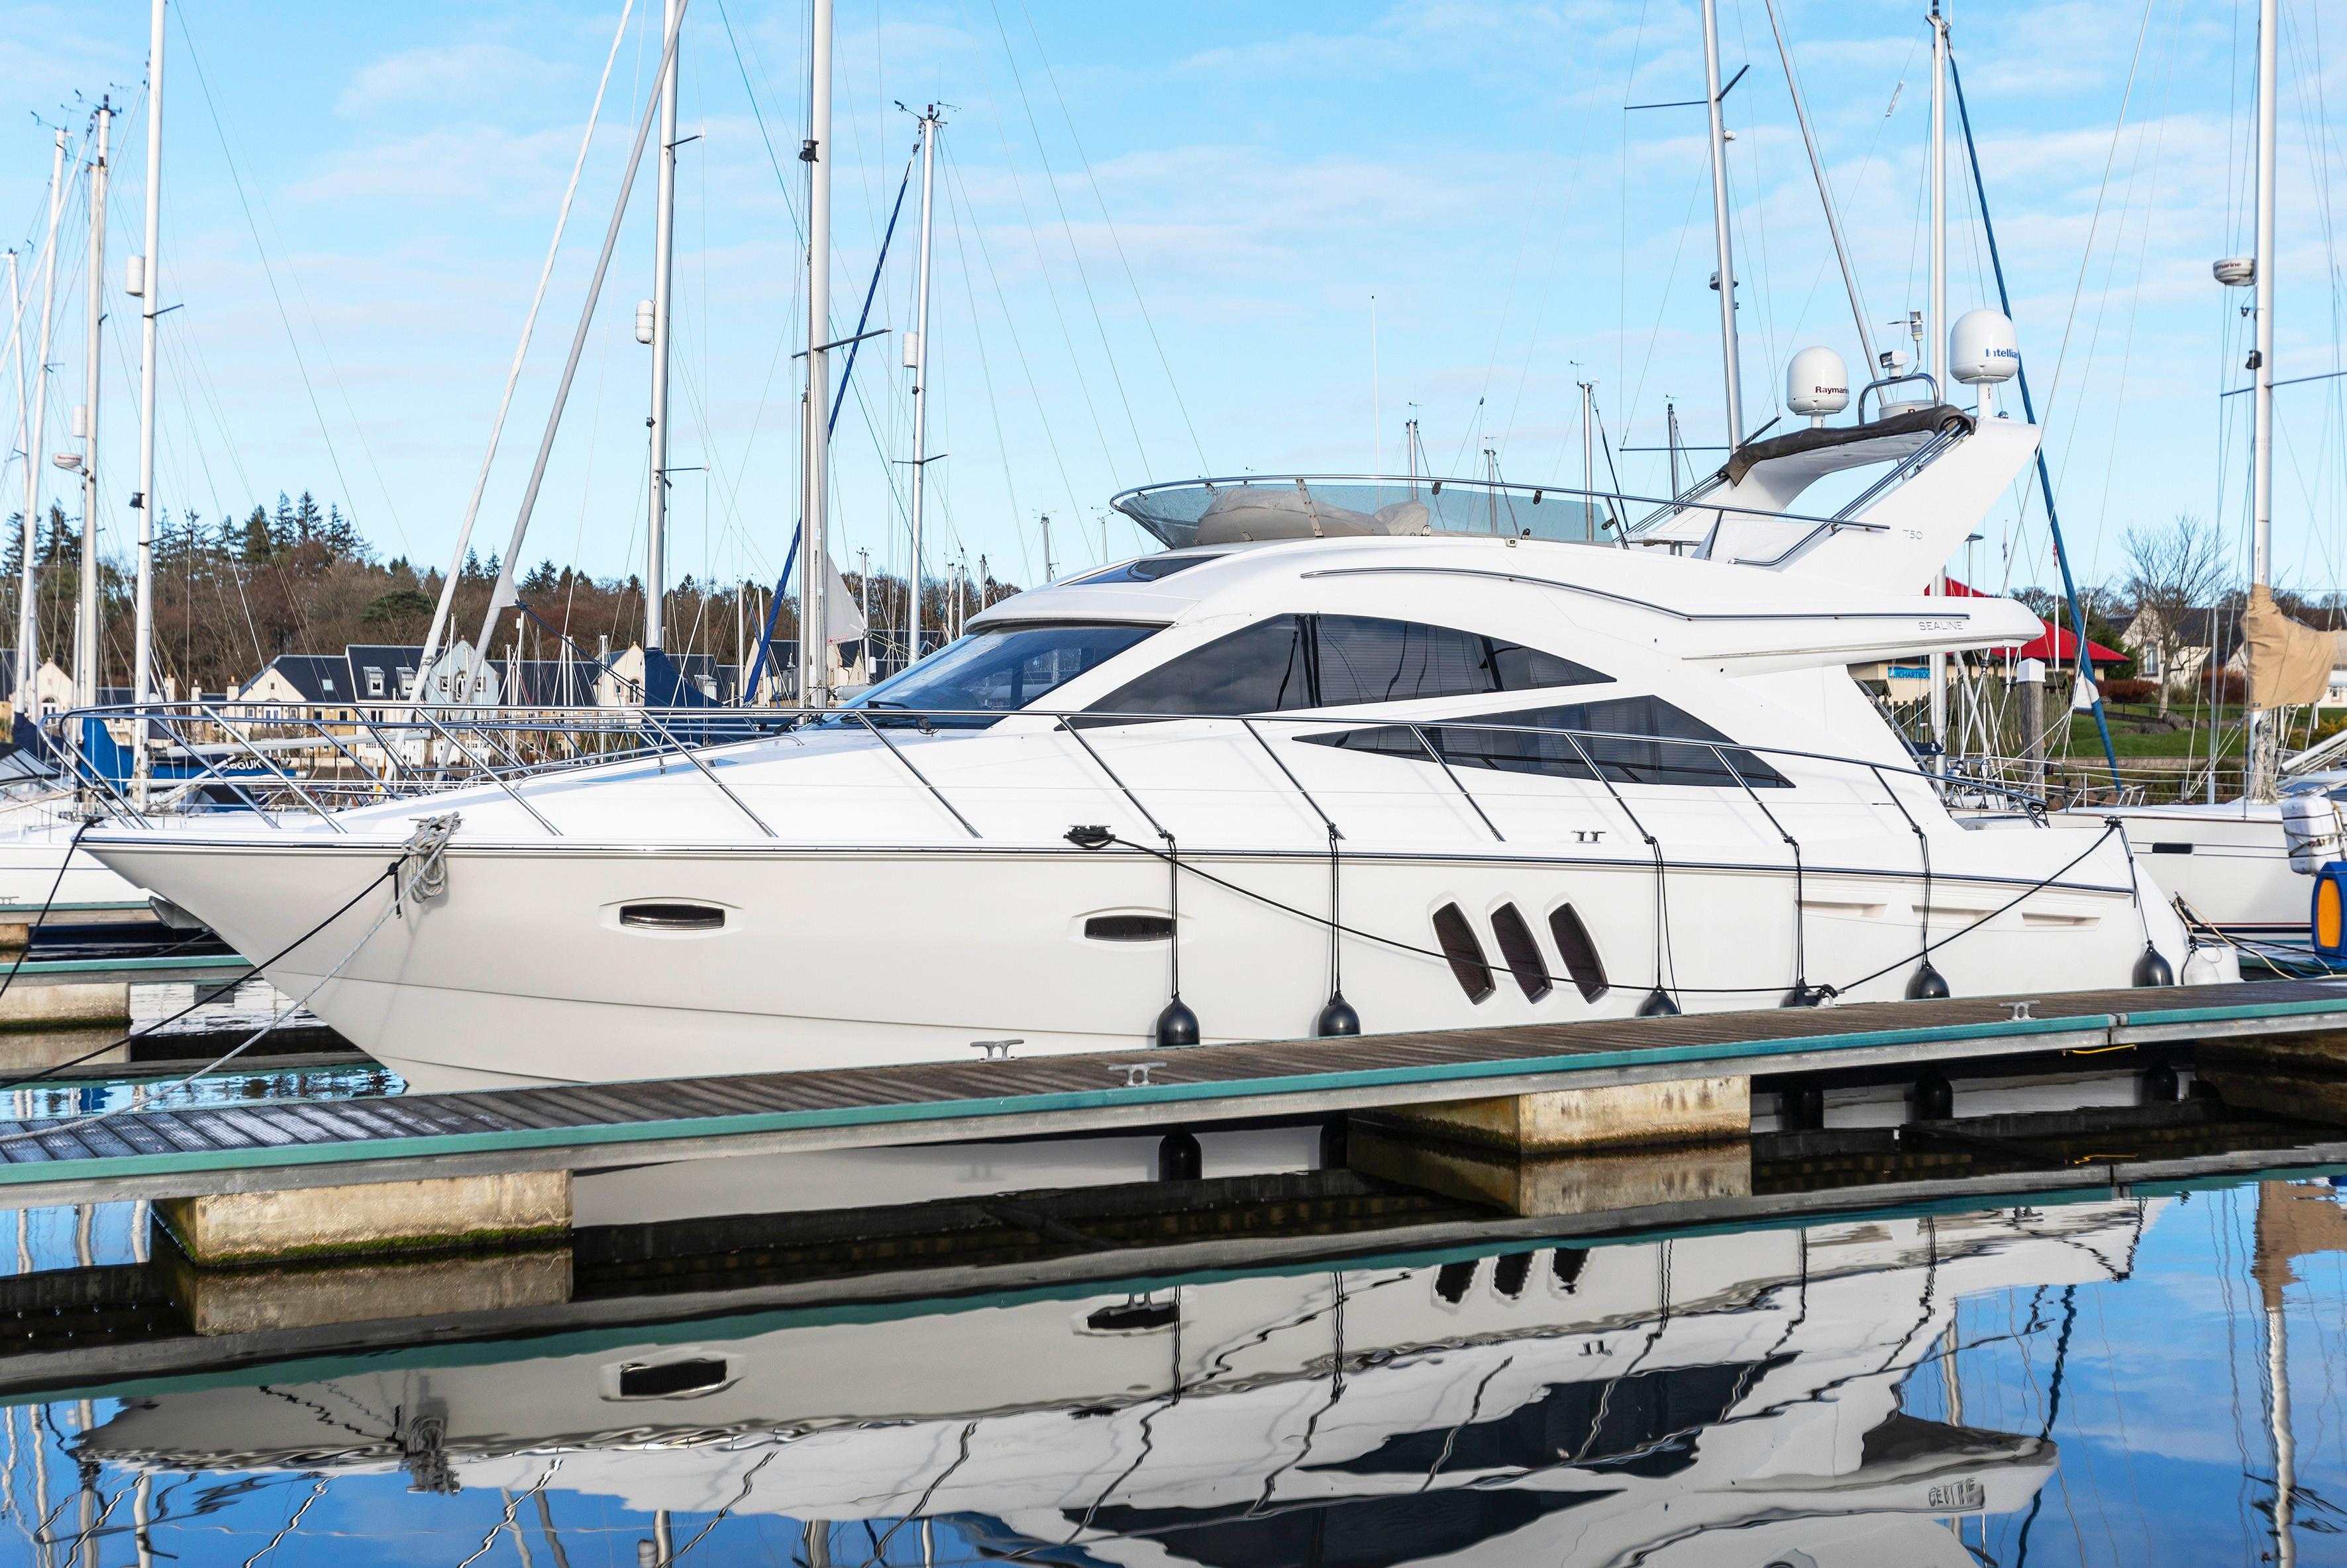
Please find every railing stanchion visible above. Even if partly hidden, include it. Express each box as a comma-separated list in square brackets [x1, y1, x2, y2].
[1239, 717, 1344, 841]
[1055, 716, 1171, 841]
[416, 708, 560, 836]
[1407, 722, 1504, 842]
[637, 707, 778, 839]
[193, 702, 344, 833]
[845, 710, 980, 839]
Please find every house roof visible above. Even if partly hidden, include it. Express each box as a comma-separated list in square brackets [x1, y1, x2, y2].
[251, 654, 352, 702]
[235, 646, 749, 706]
[1940, 580, 2127, 665]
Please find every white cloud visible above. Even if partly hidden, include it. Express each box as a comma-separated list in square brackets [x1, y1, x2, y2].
[336, 42, 570, 118]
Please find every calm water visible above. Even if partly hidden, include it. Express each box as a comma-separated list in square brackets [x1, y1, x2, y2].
[0, 1165, 2342, 1565]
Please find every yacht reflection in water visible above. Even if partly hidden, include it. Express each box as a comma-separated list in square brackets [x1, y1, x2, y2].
[82, 1199, 2152, 1567]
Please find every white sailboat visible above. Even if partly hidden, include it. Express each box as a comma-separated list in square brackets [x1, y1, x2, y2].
[0, 72, 153, 915]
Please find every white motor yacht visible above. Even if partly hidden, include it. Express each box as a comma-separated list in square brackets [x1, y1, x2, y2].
[79, 1200, 2148, 1566]
[80, 427, 2209, 1090]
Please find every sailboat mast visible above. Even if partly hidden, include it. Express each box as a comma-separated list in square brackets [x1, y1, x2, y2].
[2270, 1291, 2297, 1567]
[132, 0, 166, 795]
[1761, 0, 1877, 378]
[1579, 379, 1596, 541]
[645, 0, 681, 656]
[2248, 0, 2279, 800]
[17, 130, 65, 717]
[1926, 3, 1948, 767]
[1929, 1, 1947, 390]
[1698, 0, 1743, 446]
[4, 251, 21, 702]
[76, 102, 109, 708]
[798, 0, 834, 707]
[906, 105, 940, 667]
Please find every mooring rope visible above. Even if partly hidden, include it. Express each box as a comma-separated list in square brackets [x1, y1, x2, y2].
[0, 814, 460, 1139]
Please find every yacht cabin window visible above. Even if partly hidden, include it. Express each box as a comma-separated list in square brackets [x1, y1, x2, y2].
[1088, 613, 1608, 718]
[841, 621, 1161, 726]
[1304, 696, 1789, 788]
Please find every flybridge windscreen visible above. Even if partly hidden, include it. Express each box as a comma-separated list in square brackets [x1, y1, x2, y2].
[1112, 477, 1618, 550]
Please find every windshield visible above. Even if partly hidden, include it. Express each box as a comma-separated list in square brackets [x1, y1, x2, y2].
[839, 622, 1161, 726]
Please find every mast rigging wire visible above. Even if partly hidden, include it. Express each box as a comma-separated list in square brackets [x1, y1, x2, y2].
[1013, 1, 1208, 475]
[407, 0, 637, 710]
[468, 0, 694, 665]
[172, 9, 409, 552]
[984, 0, 1153, 478]
[1948, 48, 2124, 796]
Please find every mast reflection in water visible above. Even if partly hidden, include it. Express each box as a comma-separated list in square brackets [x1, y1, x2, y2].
[0, 1176, 2329, 1565]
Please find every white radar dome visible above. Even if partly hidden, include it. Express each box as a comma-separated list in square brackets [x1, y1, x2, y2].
[1950, 309, 2020, 385]
[1785, 346, 1850, 422]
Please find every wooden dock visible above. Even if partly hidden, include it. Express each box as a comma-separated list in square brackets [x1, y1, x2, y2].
[0, 978, 2342, 1211]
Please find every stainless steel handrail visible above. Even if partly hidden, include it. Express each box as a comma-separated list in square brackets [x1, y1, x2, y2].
[46, 701, 2055, 832]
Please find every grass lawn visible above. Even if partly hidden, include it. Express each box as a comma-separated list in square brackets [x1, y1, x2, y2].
[2064, 703, 2340, 758]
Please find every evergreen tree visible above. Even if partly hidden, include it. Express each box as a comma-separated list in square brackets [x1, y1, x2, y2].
[239, 505, 273, 564]
[40, 502, 73, 566]
[291, 490, 323, 547]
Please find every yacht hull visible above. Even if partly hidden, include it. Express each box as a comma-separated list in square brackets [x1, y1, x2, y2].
[0, 800, 146, 910]
[89, 827, 2193, 1090]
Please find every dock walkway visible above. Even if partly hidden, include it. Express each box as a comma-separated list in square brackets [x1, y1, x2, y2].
[0, 978, 2342, 1209]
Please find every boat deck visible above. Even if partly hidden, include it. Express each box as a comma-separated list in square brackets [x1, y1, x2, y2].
[0, 978, 2342, 1208]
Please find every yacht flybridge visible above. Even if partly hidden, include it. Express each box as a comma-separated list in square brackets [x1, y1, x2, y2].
[79, 407, 2213, 1092]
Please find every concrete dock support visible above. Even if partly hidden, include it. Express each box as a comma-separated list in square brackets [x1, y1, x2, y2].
[170, 1247, 572, 1336]
[1349, 1121, 1750, 1217]
[160, 1171, 572, 1267]
[1351, 1076, 1753, 1218]
[1378, 1076, 1750, 1155]
[0, 981, 129, 1031]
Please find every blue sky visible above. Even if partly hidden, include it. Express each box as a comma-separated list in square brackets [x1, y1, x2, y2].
[0, 0, 2337, 611]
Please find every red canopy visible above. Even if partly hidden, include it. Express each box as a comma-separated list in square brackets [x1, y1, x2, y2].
[1939, 577, 2126, 666]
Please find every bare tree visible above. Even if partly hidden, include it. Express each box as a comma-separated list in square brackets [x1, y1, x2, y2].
[2123, 513, 2233, 715]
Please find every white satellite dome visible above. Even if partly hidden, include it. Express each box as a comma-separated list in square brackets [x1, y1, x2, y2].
[1950, 309, 2020, 385]
[1785, 346, 1849, 425]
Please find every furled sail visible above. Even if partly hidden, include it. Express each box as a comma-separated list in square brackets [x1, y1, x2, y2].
[2243, 585, 2330, 708]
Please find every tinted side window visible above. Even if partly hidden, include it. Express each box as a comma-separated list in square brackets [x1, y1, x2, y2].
[1314, 617, 1607, 705]
[1489, 640, 1602, 691]
[1090, 614, 1606, 718]
[1302, 697, 1788, 788]
[1314, 616, 1499, 705]
[1092, 615, 1312, 716]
